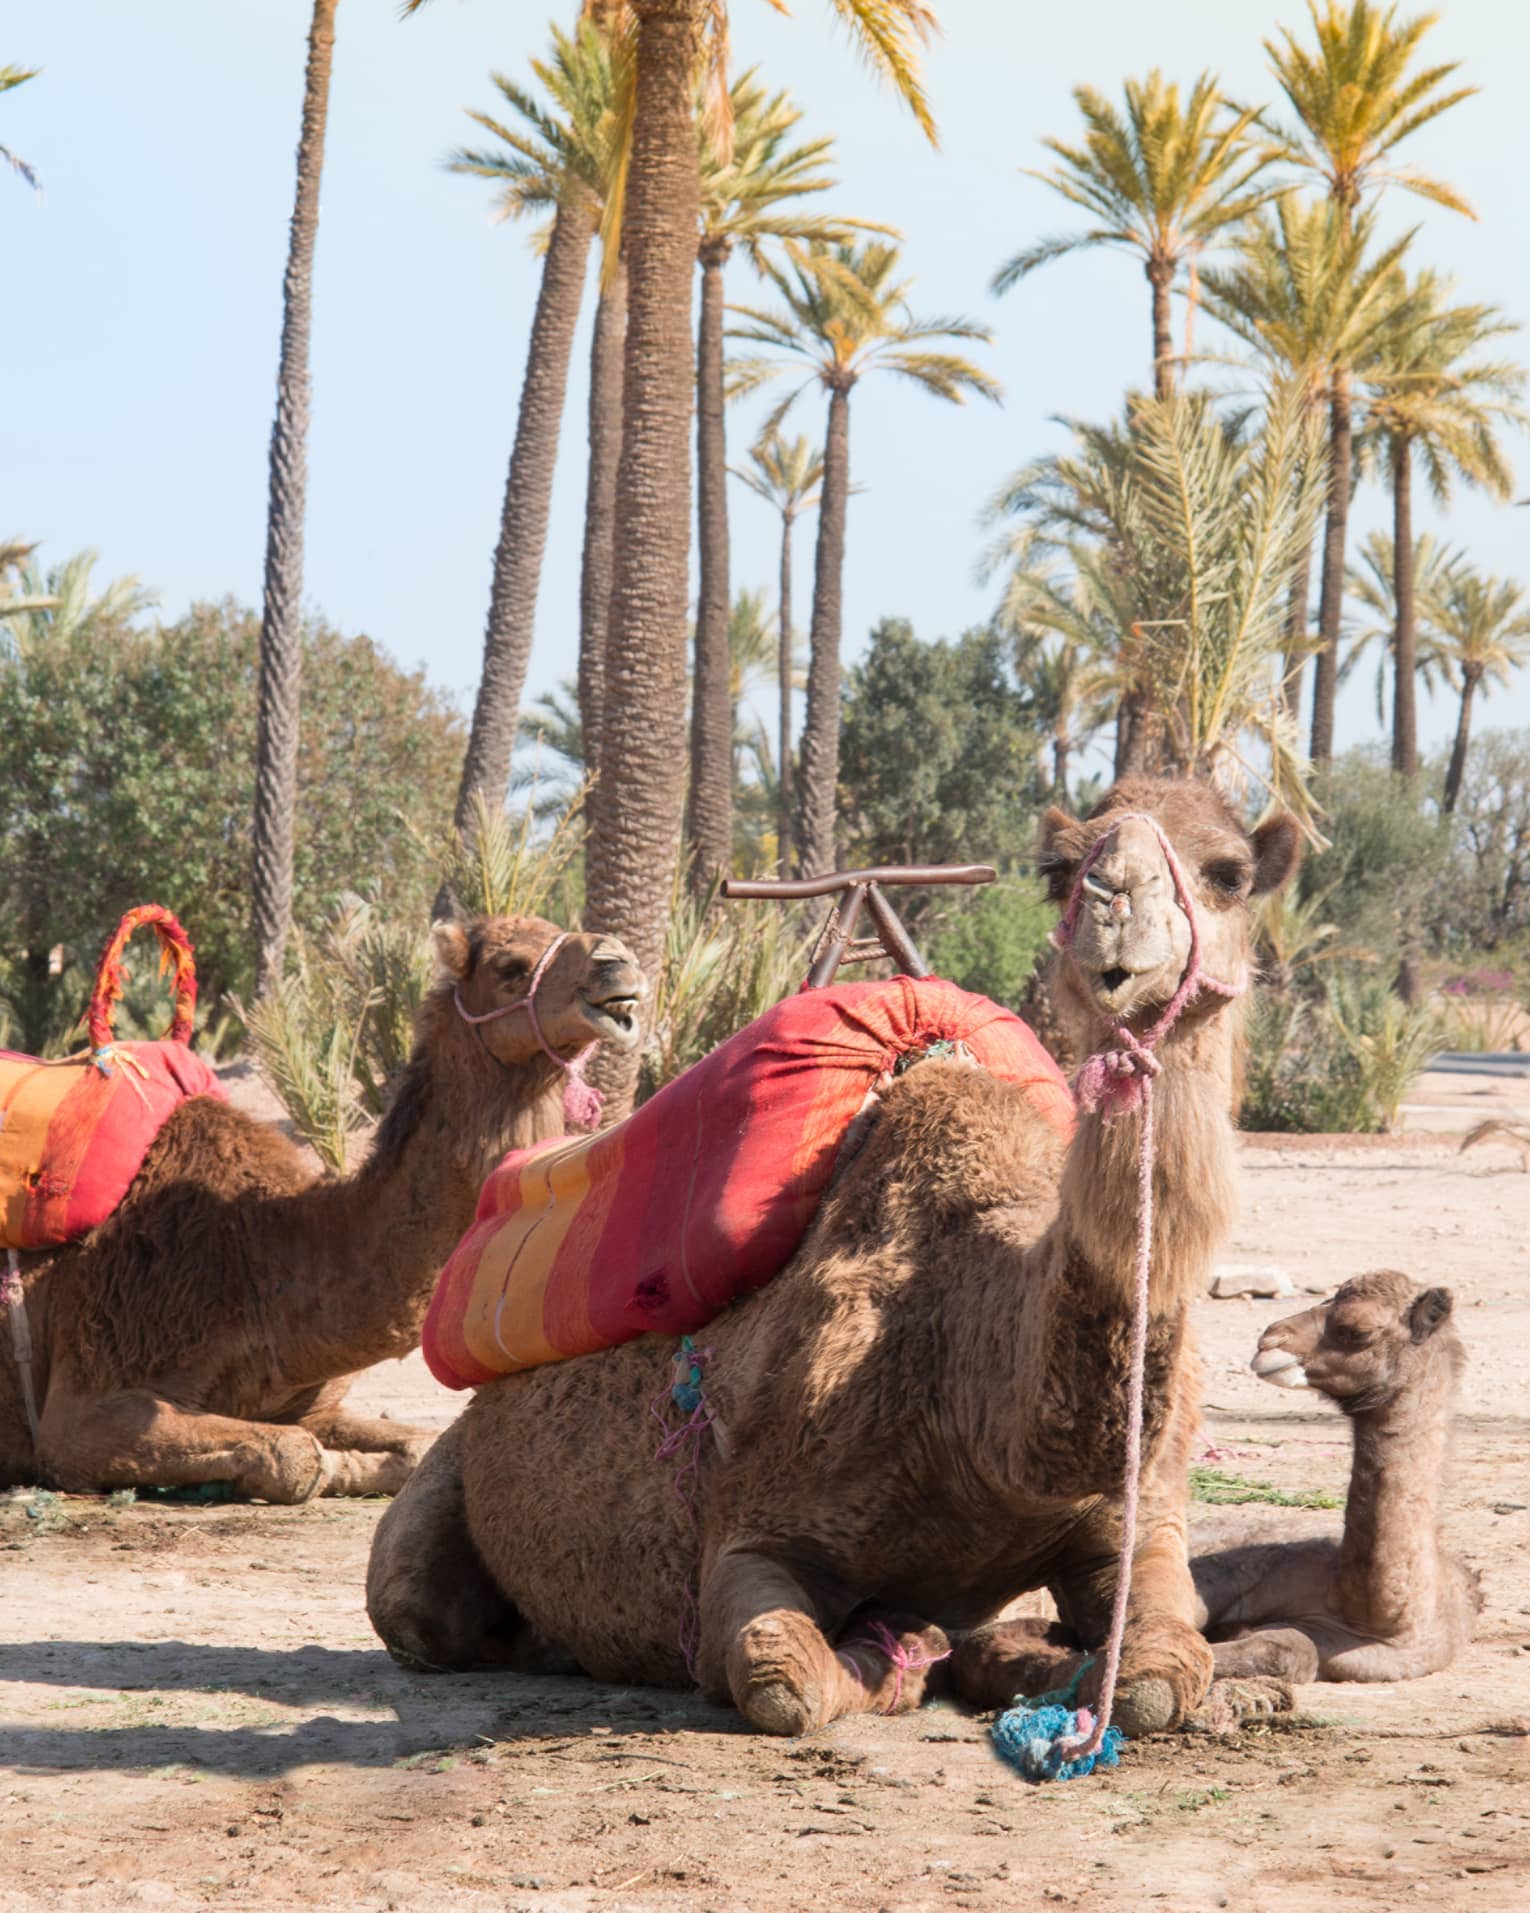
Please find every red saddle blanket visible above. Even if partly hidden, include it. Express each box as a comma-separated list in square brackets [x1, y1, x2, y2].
[422, 974, 1074, 1389]
[0, 1042, 224, 1250]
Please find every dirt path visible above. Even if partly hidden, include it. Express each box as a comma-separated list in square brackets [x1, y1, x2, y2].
[4, 1139, 1530, 1911]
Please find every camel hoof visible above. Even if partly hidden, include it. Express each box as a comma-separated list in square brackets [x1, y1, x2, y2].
[1112, 1675, 1177, 1737]
[739, 1677, 823, 1737]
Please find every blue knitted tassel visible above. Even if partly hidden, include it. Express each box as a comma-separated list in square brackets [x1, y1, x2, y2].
[990, 1658, 1125, 1782]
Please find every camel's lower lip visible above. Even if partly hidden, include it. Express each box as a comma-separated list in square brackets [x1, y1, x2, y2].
[582, 995, 642, 1049]
[1252, 1347, 1309, 1389]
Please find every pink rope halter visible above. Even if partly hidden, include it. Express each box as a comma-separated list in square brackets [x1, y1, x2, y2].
[453, 931, 604, 1130]
[1049, 810, 1247, 1761]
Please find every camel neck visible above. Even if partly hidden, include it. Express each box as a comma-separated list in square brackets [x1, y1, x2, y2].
[273, 1052, 568, 1380]
[1055, 1012, 1239, 1313]
[1337, 1364, 1454, 1638]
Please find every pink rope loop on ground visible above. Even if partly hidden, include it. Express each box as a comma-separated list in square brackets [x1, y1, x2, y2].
[1049, 808, 1246, 1764]
[453, 931, 605, 1128]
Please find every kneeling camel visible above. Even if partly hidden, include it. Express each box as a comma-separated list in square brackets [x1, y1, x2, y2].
[0, 917, 644, 1501]
[369, 778, 1301, 1737]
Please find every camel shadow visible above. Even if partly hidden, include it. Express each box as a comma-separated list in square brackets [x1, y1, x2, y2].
[2, 1639, 738, 1777]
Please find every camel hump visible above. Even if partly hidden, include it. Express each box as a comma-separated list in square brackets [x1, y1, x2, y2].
[423, 976, 1075, 1390]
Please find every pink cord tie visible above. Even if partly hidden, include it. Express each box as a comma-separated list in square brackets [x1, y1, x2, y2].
[1048, 810, 1247, 1762]
[836, 1618, 952, 1714]
[453, 931, 604, 1129]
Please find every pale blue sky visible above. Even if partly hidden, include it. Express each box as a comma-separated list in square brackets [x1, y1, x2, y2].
[6, 0, 1529, 760]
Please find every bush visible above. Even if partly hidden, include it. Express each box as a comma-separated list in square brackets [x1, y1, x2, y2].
[925, 872, 1053, 1009]
[1240, 971, 1441, 1134]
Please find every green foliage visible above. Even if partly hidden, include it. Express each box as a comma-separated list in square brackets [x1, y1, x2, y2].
[638, 882, 817, 1102]
[1190, 1467, 1341, 1510]
[0, 594, 463, 1054]
[1305, 750, 1450, 957]
[1447, 729, 1530, 950]
[926, 876, 1053, 1010]
[1240, 971, 1440, 1135]
[838, 619, 1044, 896]
[435, 788, 588, 926]
[236, 893, 431, 1176]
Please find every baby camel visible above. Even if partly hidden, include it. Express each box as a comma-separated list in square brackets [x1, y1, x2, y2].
[1194, 1270, 1481, 1683]
[951, 1271, 1480, 1706]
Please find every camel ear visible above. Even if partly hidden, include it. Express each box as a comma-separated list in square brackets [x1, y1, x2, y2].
[432, 920, 471, 981]
[1408, 1287, 1453, 1342]
[1251, 814, 1302, 895]
[1038, 805, 1085, 904]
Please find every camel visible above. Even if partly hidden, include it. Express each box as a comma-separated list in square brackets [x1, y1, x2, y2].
[0, 917, 644, 1502]
[367, 777, 1302, 1738]
[948, 1271, 1481, 1707]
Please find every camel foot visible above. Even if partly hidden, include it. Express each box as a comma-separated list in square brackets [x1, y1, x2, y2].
[944, 1618, 1084, 1711]
[835, 1612, 951, 1716]
[733, 1611, 832, 1735]
[1084, 1619, 1214, 1736]
[1184, 1677, 1295, 1737]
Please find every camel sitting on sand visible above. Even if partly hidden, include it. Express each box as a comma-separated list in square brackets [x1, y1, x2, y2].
[0, 917, 644, 1502]
[367, 777, 1301, 1738]
[950, 1271, 1481, 1704]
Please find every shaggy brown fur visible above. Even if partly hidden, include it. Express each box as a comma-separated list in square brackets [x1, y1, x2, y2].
[0, 918, 644, 1502]
[368, 779, 1301, 1738]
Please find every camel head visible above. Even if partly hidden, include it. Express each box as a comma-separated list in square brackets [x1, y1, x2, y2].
[433, 915, 647, 1066]
[1250, 1269, 1464, 1415]
[1039, 776, 1301, 1040]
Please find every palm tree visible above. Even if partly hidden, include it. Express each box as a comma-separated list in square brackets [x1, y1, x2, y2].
[444, 22, 616, 844]
[253, 0, 339, 998]
[1, 63, 40, 191]
[1262, 0, 1476, 228]
[688, 77, 879, 894]
[1341, 527, 1454, 726]
[1427, 564, 1530, 812]
[1015, 635, 1109, 801]
[993, 383, 1328, 825]
[420, 0, 936, 1113]
[731, 432, 822, 869]
[733, 239, 999, 875]
[1358, 278, 1524, 776]
[1200, 194, 1417, 766]
[994, 71, 1275, 399]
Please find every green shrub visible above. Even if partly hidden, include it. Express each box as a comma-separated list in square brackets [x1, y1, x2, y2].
[925, 873, 1053, 1009]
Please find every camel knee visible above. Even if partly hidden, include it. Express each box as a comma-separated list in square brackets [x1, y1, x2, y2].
[1095, 1617, 1215, 1735]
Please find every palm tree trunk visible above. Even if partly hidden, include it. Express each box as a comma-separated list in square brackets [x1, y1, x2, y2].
[777, 506, 795, 872]
[1053, 733, 1069, 800]
[451, 191, 595, 836]
[1390, 433, 1419, 779]
[1442, 672, 1479, 813]
[1282, 530, 1313, 720]
[253, 0, 338, 997]
[583, 0, 702, 1115]
[797, 383, 851, 878]
[1147, 256, 1174, 400]
[1309, 370, 1353, 768]
[578, 251, 627, 825]
[688, 238, 733, 894]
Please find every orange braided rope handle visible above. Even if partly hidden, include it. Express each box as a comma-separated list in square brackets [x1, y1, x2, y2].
[87, 905, 199, 1066]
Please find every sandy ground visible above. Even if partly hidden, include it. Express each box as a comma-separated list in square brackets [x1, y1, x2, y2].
[4, 1131, 1530, 1912]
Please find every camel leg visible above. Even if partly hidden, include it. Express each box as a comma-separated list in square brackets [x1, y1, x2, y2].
[1208, 1628, 1321, 1682]
[366, 1420, 559, 1672]
[297, 1406, 439, 1498]
[36, 1387, 326, 1505]
[1052, 1514, 1215, 1736]
[944, 1618, 1088, 1710]
[699, 1551, 947, 1736]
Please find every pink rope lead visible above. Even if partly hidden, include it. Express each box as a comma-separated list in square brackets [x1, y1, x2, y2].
[453, 931, 604, 1129]
[1048, 811, 1247, 1764]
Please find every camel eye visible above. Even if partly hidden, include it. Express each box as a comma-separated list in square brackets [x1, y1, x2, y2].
[496, 956, 530, 985]
[1327, 1320, 1371, 1351]
[1203, 858, 1250, 899]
